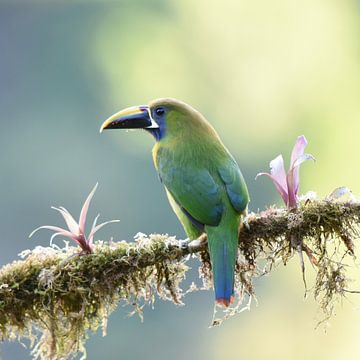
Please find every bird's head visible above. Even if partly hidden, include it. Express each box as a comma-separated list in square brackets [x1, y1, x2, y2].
[100, 98, 209, 141]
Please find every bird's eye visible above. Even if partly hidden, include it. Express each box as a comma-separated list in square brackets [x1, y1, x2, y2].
[155, 107, 165, 116]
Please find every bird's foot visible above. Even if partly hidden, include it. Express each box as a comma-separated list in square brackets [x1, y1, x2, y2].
[188, 234, 207, 253]
[178, 238, 191, 250]
[179, 234, 207, 253]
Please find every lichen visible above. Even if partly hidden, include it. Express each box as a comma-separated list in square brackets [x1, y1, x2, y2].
[0, 235, 188, 359]
[0, 199, 359, 359]
[238, 199, 359, 324]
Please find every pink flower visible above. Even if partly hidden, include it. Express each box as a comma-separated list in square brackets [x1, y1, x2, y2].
[30, 184, 120, 254]
[256, 135, 315, 209]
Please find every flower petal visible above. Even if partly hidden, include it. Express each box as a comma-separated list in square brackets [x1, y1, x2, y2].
[292, 153, 315, 169]
[256, 172, 289, 206]
[29, 225, 73, 239]
[86, 214, 100, 247]
[52, 206, 79, 234]
[269, 155, 288, 192]
[72, 234, 88, 249]
[289, 136, 311, 195]
[79, 183, 98, 235]
[256, 154, 289, 206]
[287, 153, 315, 208]
[49, 232, 75, 246]
[290, 135, 308, 169]
[88, 219, 120, 245]
[91, 214, 100, 231]
[287, 136, 315, 208]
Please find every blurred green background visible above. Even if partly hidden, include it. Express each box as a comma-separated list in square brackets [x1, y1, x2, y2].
[1, 0, 360, 359]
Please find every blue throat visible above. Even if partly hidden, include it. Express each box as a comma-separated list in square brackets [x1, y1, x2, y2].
[146, 128, 162, 141]
[145, 119, 166, 141]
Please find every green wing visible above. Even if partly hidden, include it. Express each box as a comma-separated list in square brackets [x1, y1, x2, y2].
[164, 188, 203, 239]
[218, 157, 249, 214]
[159, 165, 223, 227]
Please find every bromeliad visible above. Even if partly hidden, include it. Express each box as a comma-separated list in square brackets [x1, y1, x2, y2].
[256, 135, 316, 277]
[100, 98, 250, 306]
[256, 135, 315, 209]
[30, 184, 120, 254]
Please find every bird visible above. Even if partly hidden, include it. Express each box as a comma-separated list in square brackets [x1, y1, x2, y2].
[100, 98, 249, 306]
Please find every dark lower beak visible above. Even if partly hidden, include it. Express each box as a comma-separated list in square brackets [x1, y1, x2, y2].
[100, 105, 159, 133]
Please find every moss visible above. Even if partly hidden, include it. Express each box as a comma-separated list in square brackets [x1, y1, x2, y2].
[0, 236, 188, 359]
[238, 199, 359, 324]
[0, 200, 359, 358]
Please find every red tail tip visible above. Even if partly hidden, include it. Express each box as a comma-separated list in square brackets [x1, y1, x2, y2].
[216, 295, 235, 307]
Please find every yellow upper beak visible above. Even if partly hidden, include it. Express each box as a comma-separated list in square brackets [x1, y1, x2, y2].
[100, 106, 147, 133]
[100, 105, 158, 133]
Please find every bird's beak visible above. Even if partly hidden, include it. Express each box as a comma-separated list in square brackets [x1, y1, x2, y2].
[100, 105, 159, 133]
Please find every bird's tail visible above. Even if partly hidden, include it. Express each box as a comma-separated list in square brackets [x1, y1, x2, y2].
[206, 215, 240, 307]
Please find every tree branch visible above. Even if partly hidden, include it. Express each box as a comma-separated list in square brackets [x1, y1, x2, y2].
[0, 199, 359, 359]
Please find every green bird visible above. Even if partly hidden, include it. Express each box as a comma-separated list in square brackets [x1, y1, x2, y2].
[100, 99, 249, 306]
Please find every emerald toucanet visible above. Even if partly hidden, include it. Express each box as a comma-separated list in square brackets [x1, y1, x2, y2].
[100, 99, 249, 306]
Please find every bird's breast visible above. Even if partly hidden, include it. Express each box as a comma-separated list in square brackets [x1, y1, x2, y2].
[152, 143, 161, 170]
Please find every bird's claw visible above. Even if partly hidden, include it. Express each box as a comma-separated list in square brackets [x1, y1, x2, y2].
[178, 238, 191, 250]
[179, 235, 207, 253]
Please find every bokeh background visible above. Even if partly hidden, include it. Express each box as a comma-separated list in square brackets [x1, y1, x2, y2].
[1, 0, 360, 359]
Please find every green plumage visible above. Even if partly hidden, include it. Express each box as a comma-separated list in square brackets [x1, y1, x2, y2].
[101, 97, 249, 306]
[150, 99, 249, 306]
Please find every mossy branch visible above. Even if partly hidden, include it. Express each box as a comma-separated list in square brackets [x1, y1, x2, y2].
[1, 199, 359, 359]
